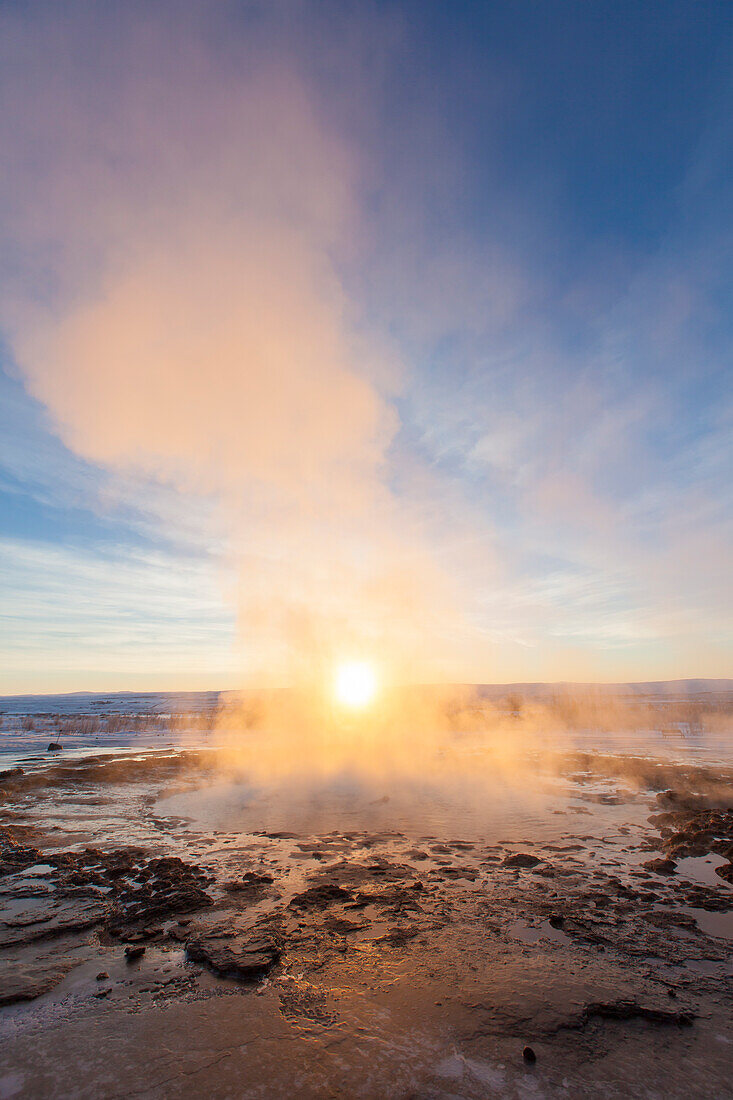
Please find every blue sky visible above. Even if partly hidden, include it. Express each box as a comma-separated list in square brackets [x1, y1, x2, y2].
[0, 1, 730, 692]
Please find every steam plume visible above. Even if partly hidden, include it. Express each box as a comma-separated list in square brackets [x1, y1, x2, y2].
[0, 2, 463, 684]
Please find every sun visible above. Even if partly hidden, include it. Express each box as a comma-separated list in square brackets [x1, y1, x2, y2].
[333, 660, 377, 709]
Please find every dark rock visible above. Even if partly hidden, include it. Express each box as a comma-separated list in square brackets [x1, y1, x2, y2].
[96, 971, 109, 980]
[1, 843, 215, 947]
[656, 791, 710, 813]
[548, 914, 565, 929]
[222, 871, 275, 897]
[503, 853, 541, 868]
[351, 884, 423, 913]
[0, 828, 44, 877]
[289, 883, 352, 909]
[124, 945, 146, 962]
[126, 928, 158, 942]
[0, 766, 24, 783]
[642, 858, 677, 875]
[322, 916, 365, 934]
[523, 1046, 536, 1063]
[0, 896, 108, 947]
[241, 871, 274, 885]
[650, 793, 733, 863]
[101, 851, 138, 878]
[106, 855, 213, 935]
[435, 866, 479, 880]
[186, 931, 280, 981]
[377, 926, 419, 947]
[47, 742, 62, 751]
[715, 862, 733, 884]
[642, 910, 699, 933]
[0, 961, 75, 1006]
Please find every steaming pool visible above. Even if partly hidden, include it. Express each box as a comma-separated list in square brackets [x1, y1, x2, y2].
[155, 764, 648, 842]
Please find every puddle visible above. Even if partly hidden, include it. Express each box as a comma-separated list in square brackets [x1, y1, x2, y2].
[507, 917, 571, 945]
[683, 906, 733, 941]
[676, 854, 733, 891]
[654, 904, 733, 941]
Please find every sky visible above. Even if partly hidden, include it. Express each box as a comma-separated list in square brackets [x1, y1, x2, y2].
[0, 0, 731, 693]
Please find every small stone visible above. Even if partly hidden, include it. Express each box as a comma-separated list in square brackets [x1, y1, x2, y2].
[96, 971, 109, 981]
[124, 945, 145, 962]
[523, 1046, 537, 1063]
[47, 742, 62, 752]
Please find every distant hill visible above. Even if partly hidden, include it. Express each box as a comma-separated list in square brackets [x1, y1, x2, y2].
[0, 679, 731, 715]
[0, 690, 222, 715]
[473, 679, 733, 701]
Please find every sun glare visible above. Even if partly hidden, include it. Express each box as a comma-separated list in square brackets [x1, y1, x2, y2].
[334, 660, 377, 708]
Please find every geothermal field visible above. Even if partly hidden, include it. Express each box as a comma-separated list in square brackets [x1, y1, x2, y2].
[1, 682, 733, 1099]
[1, 3, 731, 1099]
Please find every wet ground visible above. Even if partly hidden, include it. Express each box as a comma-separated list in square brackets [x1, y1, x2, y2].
[1, 725, 733, 1099]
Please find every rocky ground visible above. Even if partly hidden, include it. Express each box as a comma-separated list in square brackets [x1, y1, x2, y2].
[1, 746, 733, 1098]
